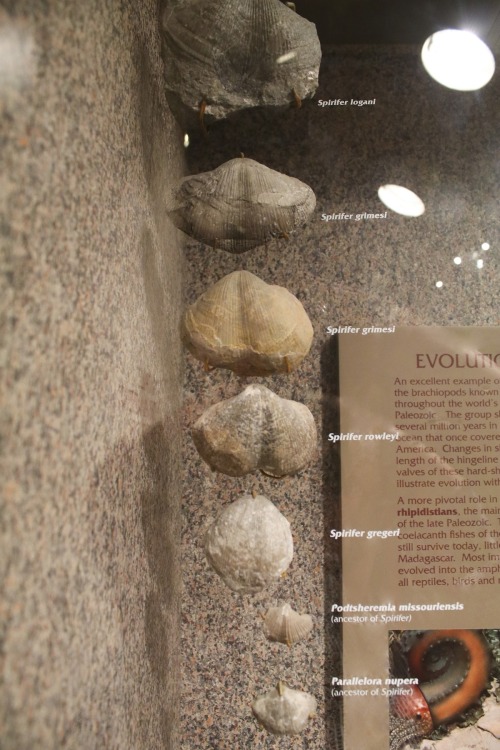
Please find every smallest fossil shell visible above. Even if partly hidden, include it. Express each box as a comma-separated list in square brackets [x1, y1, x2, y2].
[167, 157, 316, 253]
[252, 681, 316, 735]
[264, 603, 313, 646]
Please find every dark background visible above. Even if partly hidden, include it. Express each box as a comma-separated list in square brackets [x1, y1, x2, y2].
[295, 0, 500, 49]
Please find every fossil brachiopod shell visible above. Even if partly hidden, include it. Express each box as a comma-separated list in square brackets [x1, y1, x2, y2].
[168, 157, 316, 253]
[192, 385, 316, 477]
[182, 271, 313, 375]
[263, 603, 313, 646]
[205, 493, 293, 594]
[161, 0, 321, 126]
[252, 681, 316, 735]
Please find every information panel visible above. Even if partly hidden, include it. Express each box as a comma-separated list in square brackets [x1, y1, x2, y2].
[333, 326, 500, 750]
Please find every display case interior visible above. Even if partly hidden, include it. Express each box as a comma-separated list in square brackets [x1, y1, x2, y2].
[1, 2, 499, 749]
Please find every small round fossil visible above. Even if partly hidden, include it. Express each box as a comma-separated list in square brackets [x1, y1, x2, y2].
[182, 270, 314, 376]
[192, 385, 317, 477]
[168, 157, 316, 253]
[252, 681, 317, 735]
[205, 493, 293, 594]
[263, 603, 313, 646]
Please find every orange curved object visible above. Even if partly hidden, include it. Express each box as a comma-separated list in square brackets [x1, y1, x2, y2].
[406, 629, 490, 725]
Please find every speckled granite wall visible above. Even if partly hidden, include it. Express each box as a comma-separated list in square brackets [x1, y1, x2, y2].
[180, 47, 500, 748]
[1, 3, 184, 749]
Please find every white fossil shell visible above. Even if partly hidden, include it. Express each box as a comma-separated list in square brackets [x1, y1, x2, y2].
[182, 270, 313, 376]
[168, 157, 316, 253]
[205, 493, 293, 594]
[263, 603, 313, 646]
[161, 0, 321, 126]
[192, 385, 316, 477]
[252, 681, 316, 735]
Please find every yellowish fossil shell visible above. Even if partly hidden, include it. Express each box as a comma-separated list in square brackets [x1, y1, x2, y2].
[168, 157, 316, 253]
[205, 493, 293, 594]
[182, 271, 313, 375]
[192, 385, 316, 477]
[263, 603, 313, 646]
[161, 0, 321, 127]
[252, 681, 317, 735]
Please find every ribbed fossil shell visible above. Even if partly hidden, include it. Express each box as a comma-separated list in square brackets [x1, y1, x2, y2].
[192, 385, 316, 477]
[264, 603, 313, 646]
[182, 271, 313, 375]
[205, 493, 293, 594]
[168, 157, 316, 253]
[161, 0, 321, 126]
[252, 681, 317, 735]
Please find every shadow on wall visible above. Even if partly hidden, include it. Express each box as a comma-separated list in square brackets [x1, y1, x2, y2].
[136, 21, 185, 743]
[321, 335, 344, 749]
[141, 415, 181, 748]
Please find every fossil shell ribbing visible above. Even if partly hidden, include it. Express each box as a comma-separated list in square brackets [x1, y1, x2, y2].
[192, 385, 316, 477]
[252, 681, 317, 735]
[264, 603, 313, 646]
[161, 0, 321, 126]
[168, 157, 316, 253]
[205, 493, 293, 594]
[182, 271, 313, 375]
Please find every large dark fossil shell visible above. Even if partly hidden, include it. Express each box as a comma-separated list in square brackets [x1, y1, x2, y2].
[168, 157, 316, 253]
[161, 0, 321, 126]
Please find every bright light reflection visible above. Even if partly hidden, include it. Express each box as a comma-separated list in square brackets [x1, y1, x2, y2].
[377, 185, 425, 217]
[276, 51, 297, 64]
[183, 133, 190, 147]
[421, 30, 495, 91]
[436, 280, 444, 288]
[453, 257, 462, 265]
[481, 242, 490, 250]
[477, 259, 484, 269]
